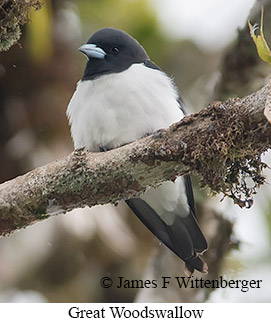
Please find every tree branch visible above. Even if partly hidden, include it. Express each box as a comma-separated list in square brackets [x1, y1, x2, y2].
[0, 81, 271, 236]
[0, 0, 42, 51]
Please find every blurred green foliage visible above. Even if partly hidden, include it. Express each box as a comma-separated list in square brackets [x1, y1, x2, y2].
[27, 0, 53, 63]
[76, 0, 168, 63]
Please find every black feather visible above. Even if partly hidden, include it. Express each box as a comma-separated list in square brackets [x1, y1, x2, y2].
[126, 197, 208, 273]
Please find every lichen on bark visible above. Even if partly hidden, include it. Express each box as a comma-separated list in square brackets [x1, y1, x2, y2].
[187, 99, 269, 208]
[0, 0, 41, 51]
[0, 81, 270, 236]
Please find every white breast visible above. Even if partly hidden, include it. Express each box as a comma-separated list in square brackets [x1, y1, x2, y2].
[67, 63, 190, 218]
[66, 63, 184, 151]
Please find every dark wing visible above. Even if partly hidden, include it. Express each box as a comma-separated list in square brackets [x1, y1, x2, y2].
[126, 194, 208, 275]
[126, 60, 208, 275]
[144, 59, 186, 115]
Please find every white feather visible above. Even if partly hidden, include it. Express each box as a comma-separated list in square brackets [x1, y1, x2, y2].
[67, 63, 189, 219]
[67, 63, 183, 151]
[141, 177, 189, 224]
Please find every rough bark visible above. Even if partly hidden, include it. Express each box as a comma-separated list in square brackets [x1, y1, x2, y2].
[0, 81, 270, 236]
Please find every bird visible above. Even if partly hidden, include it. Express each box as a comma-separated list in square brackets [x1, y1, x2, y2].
[66, 27, 208, 276]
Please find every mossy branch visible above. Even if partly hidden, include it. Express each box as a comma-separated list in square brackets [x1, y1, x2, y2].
[0, 0, 42, 51]
[0, 81, 271, 236]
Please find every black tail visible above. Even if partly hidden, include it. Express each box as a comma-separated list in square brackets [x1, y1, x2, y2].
[126, 197, 208, 276]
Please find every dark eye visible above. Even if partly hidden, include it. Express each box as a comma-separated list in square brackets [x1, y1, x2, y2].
[111, 46, 120, 53]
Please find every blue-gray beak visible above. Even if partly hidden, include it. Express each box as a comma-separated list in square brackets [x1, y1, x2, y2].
[78, 44, 106, 59]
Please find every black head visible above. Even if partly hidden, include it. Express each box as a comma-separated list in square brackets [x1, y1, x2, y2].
[79, 28, 149, 80]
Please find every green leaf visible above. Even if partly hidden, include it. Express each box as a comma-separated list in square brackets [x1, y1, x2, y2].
[248, 7, 271, 66]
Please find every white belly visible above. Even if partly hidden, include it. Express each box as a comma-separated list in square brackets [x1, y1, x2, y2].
[141, 176, 190, 224]
[67, 63, 189, 217]
[66, 63, 184, 151]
